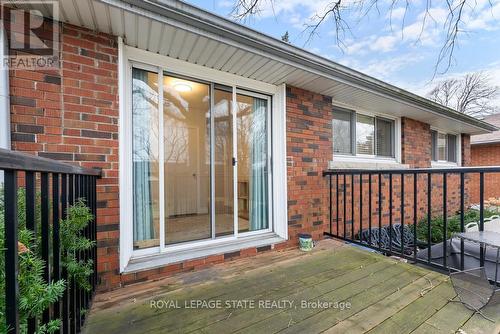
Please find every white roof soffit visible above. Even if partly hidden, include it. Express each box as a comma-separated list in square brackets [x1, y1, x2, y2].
[29, 0, 496, 135]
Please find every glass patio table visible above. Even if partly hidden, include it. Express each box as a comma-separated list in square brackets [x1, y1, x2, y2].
[449, 231, 500, 311]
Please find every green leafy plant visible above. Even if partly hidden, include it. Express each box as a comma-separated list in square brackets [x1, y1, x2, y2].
[416, 208, 496, 244]
[1, 185, 95, 333]
[60, 199, 95, 292]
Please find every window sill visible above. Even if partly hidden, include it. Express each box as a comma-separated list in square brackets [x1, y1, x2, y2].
[123, 233, 286, 274]
[431, 161, 459, 168]
[329, 156, 408, 170]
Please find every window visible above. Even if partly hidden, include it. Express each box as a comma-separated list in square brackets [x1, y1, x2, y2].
[332, 109, 353, 154]
[332, 108, 395, 158]
[431, 130, 457, 163]
[131, 67, 272, 251]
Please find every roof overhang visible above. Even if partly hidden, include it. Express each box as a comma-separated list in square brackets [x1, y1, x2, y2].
[18, 0, 497, 135]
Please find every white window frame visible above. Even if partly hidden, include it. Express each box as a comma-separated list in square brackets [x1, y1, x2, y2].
[431, 127, 461, 167]
[331, 104, 402, 164]
[118, 40, 287, 272]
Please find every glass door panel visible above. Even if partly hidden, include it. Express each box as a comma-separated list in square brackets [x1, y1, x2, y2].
[163, 75, 211, 244]
[132, 68, 160, 250]
[214, 86, 234, 237]
[236, 92, 269, 233]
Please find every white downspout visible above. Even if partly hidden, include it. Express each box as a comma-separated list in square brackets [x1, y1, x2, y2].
[0, 23, 10, 151]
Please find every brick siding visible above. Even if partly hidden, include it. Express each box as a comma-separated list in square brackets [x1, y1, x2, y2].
[470, 142, 500, 203]
[7, 10, 473, 292]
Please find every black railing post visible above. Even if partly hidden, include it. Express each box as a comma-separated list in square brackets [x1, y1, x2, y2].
[359, 173, 363, 242]
[443, 173, 447, 268]
[336, 174, 339, 237]
[25, 171, 37, 334]
[427, 173, 432, 264]
[378, 173, 382, 250]
[75, 174, 82, 332]
[61, 173, 70, 334]
[329, 174, 332, 235]
[460, 172, 465, 271]
[368, 173, 372, 245]
[479, 172, 485, 267]
[351, 174, 355, 240]
[41, 172, 51, 324]
[343, 174, 346, 239]
[93, 176, 98, 289]
[401, 173, 405, 255]
[413, 173, 417, 263]
[4, 170, 20, 334]
[53, 173, 61, 319]
[389, 174, 393, 255]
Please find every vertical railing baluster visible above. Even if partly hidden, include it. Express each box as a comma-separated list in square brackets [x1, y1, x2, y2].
[53, 174, 61, 320]
[25, 171, 37, 334]
[427, 173, 432, 264]
[460, 172, 465, 271]
[479, 172, 485, 267]
[378, 173, 382, 250]
[351, 174, 355, 241]
[4, 170, 20, 334]
[359, 173, 363, 242]
[401, 173, 405, 255]
[443, 173, 447, 268]
[41, 172, 51, 324]
[329, 174, 332, 235]
[68, 174, 76, 334]
[343, 174, 346, 239]
[389, 174, 393, 255]
[75, 174, 82, 332]
[413, 173, 417, 263]
[368, 173, 372, 245]
[336, 174, 339, 237]
[74, 174, 81, 332]
[93, 176, 98, 289]
[61, 174, 70, 334]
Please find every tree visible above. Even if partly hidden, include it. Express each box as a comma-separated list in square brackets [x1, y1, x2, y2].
[229, 0, 496, 74]
[426, 72, 498, 117]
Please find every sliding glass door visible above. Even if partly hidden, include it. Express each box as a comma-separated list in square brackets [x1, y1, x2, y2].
[236, 91, 269, 233]
[163, 75, 211, 244]
[131, 66, 272, 251]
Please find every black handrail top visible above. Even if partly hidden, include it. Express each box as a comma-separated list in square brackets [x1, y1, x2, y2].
[0, 148, 101, 176]
[323, 166, 500, 176]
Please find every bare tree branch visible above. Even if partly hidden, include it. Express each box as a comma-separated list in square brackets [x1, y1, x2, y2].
[229, 0, 496, 74]
[427, 72, 498, 117]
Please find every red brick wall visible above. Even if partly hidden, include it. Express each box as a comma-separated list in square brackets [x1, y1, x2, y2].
[470, 142, 500, 203]
[7, 10, 474, 292]
[8, 16, 121, 290]
[286, 86, 332, 244]
[401, 117, 432, 167]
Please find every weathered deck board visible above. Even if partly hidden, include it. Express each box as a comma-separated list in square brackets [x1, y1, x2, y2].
[82, 240, 500, 334]
[322, 272, 445, 334]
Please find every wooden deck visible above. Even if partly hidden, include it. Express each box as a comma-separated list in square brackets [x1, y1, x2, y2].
[83, 240, 500, 334]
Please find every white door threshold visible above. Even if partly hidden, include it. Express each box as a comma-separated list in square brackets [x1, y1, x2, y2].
[123, 233, 286, 274]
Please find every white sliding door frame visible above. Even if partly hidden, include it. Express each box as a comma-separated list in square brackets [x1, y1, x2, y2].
[119, 44, 287, 272]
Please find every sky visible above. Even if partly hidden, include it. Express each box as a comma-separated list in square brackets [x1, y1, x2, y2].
[185, 0, 500, 110]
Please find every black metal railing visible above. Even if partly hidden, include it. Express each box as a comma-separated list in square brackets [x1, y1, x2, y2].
[323, 166, 500, 278]
[1, 148, 100, 334]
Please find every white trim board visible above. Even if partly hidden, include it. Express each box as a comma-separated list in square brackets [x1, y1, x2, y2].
[118, 43, 288, 273]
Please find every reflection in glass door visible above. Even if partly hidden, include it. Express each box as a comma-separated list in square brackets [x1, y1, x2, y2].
[236, 92, 269, 233]
[132, 68, 160, 250]
[131, 67, 271, 251]
[163, 75, 211, 244]
[214, 86, 234, 237]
